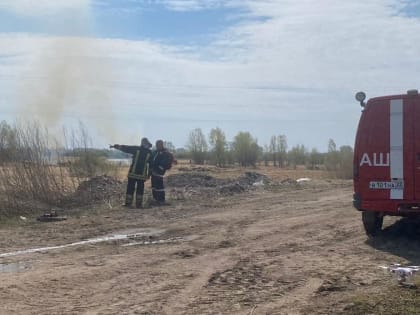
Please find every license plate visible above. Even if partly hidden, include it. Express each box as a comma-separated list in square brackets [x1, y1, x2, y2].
[369, 180, 404, 189]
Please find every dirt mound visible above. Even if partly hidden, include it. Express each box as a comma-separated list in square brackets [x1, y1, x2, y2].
[166, 173, 226, 188]
[219, 183, 246, 195]
[178, 166, 213, 172]
[166, 171, 270, 197]
[70, 175, 123, 205]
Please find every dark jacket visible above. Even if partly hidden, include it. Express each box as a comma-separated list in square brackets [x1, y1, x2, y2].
[115, 145, 152, 180]
[152, 149, 171, 176]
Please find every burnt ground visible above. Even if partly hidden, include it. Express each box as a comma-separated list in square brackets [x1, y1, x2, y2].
[0, 169, 419, 314]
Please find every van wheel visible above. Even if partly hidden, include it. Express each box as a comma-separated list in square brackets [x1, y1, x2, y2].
[362, 211, 383, 237]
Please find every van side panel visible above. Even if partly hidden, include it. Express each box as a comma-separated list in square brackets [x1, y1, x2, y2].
[413, 98, 420, 200]
[403, 98, 414, 201]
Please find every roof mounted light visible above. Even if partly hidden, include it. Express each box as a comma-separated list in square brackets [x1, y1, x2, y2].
[355, 91, 366, 107]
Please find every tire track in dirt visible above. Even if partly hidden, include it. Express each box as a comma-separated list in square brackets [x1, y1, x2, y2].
[160, 252, 235, 314]
[157, 184, 357, 314]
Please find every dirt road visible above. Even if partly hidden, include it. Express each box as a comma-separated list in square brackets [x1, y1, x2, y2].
[0, 178, 418, 314]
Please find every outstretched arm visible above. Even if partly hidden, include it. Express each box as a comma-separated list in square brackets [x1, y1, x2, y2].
[110, 144, 140, 155]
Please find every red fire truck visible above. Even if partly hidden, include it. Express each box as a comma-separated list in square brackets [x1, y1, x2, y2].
[353, 89, 420, 236]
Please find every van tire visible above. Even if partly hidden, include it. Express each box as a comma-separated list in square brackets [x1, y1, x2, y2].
[362, 211, 383, 237]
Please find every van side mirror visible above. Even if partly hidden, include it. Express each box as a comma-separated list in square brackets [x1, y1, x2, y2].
[355, 91, 366, 107]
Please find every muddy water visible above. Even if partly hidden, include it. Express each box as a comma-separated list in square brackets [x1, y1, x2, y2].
[123, 235, 198, 247]
[0, 228, 165, 258]
[0, 261, 31, 273]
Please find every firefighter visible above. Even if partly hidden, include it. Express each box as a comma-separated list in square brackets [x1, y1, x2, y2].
[110, 137, 152, 208]
[151, 140, 172, 204]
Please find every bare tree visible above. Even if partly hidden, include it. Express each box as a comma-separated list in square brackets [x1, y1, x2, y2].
[277, 135, 287, 168]
[263, 144, 269, 166]
[232, 131, 260, 167]
[209, 127, 227, 167]
[308, 148, 323, 170]
[325, 138, 340, 171]
[0, 120, 16, 164]
[288, 144, 307, 169]
[186, 128, 208, 164]
[269, 135, 277, 166]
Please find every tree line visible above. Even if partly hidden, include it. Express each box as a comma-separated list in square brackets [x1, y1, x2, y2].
[0, 121, 353, 178]
[179, 128, 353, 178]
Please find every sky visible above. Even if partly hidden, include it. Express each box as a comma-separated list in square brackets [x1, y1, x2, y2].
[1, 0, 420, 151]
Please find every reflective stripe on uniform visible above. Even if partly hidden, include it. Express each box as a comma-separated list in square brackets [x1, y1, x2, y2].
[130, 150, 150, 180]
[132, 150, 140, 173]
[128, 173, 148, 180]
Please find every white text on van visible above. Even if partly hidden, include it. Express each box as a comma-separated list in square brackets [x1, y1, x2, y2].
[360, 153, 390, 167]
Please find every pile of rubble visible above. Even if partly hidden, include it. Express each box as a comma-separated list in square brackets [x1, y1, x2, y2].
[237, 172, 270, 186]
[219, 172, 270, 195]
[166, 173, 226, 188]
[166, 171, 271, 197]
[70, 175, 123, 205]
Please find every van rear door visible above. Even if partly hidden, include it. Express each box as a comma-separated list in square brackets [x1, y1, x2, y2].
[357, 97, 414, 202]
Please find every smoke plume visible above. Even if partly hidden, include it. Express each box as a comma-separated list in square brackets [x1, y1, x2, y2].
[17, 1, 121, 145]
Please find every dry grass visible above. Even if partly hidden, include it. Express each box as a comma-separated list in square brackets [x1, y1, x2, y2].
[0, 122, 128, 217]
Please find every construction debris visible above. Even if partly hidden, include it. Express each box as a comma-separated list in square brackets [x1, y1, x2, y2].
[37, 211, 67, 222]
[166, 171, 271, 197]
[70, 175, 123, 205]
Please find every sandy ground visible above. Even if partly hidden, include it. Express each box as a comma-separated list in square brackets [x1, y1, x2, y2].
[0, 173, 416, 315]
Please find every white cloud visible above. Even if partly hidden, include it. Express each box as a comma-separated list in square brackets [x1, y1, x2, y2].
[200, 0, 420, 91]
[0, 0, 91, 16]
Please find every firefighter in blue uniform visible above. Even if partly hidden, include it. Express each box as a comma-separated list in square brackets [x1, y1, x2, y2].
[151, 140, 172, 203]
[110, 137, 152, 208]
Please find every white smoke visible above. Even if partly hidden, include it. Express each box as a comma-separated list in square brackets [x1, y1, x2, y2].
[14, 0, 125, 145]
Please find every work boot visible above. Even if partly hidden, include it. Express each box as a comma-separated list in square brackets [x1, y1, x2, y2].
[123, 194, 133, 207]
[135, 194, 143, 209]
[154, 199, 169, 206]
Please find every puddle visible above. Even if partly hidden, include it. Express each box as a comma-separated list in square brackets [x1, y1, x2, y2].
[123, 234, 198, 247]
[0, 228, 165, 258]
[0, 261, 31, 273]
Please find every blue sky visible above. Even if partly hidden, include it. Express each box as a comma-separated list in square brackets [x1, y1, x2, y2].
[0, 1, 246, 42]
[1, 0, 420, 151]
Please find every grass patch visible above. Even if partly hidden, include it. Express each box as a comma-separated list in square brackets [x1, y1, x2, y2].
[342, 284, 420, 315]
